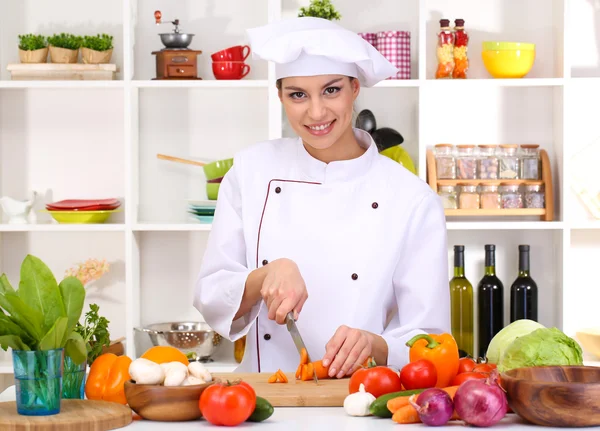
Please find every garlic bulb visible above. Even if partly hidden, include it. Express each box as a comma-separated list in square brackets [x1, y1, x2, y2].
[343, 383, 376, 417]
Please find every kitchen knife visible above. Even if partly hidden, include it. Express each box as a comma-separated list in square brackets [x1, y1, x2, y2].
[286, 312, 318, 384]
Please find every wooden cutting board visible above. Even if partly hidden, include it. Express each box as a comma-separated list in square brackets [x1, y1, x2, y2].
[212, 372, 350, 407]
[0, 399, 132, 430]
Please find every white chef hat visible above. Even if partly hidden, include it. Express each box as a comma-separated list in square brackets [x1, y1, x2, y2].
[246, 17, 398, 87]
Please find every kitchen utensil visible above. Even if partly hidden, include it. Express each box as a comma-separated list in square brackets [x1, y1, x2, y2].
[154, 10, 195, 49]
[157, 153, 206, 167]
[134, 322, 221, 361]
[576, 328, 600, 358]
[501, 365, 600, 427]
[0, 399, 132, 430]
[355, 109, 377, 133]
[212, 61, 251, 80]
[371, 127, 404, 152]
[42, 209, 121, 224]
[151, 49, 203, 80]
[286, 312, 318, 384]
[211, 45, 251, 62]
[482, 41, 535, 78]
[124, 379, 213, 422]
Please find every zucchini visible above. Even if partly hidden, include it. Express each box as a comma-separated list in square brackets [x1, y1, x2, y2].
[369, 389, 425, 418]
[248, 396, 274, 422]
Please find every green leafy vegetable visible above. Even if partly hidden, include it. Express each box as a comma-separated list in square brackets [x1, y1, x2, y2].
[298, 0, 341, 20]
[81, 34, 113, 51]
[75, 303, 111, 365]
[486, 319, 545, 364]
[18, 34, 47, 51]
[497, 327, 584, 372]
[47, 33, 82, 50]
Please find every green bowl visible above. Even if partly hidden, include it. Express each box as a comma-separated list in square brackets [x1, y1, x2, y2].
[203, 158, 233, 181]
[206, 183, 220, 200]
[42, 209, 121, 224]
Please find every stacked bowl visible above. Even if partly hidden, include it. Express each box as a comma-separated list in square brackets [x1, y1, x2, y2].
[203, 158, 233, 200]
[211, 45, 251, 80]
[44, 198, 121, 223]
[187, 200, 216, 223]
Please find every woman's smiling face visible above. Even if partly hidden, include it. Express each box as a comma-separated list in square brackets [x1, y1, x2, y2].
[279, 75, 360, 152]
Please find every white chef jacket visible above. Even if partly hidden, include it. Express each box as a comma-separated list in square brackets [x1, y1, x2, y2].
[194, 128, 450, 373]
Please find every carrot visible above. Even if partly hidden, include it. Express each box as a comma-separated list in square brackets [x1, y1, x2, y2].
[392, 404, 421, 424]
[295, 364, 302, 379]
[268, 373, 277, 383]
[300, 348, 308, 365]
[311, 360, 330, 379]
[387, 386, 460, 414]
[276, 369, 288, 383]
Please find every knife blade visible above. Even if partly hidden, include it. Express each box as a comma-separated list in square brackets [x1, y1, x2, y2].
[286, 312, 318, 384]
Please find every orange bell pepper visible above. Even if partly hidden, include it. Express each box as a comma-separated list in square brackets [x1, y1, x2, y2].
[85, 353, 132, 404]
[405, 333, 459, 388]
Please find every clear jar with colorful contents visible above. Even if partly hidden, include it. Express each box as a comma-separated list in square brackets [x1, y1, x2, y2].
[434, 144, 456, 179]
[498, 145, 519, 179]
[438, 185, 458, 209]
[456, 145, 477, 179]
[500, 183, 523, 209]
[524, 182, 545, 208]
[477, 145, 499, 179]
[436, 19, 455, 79]
[458, 183, 480, 209]
[480, 184, 501, 209]
[520, 144, 541, 180]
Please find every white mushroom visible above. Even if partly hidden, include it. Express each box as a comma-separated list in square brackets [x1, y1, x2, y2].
[129, 358, 165, 385]
[164, 367, 188, 387]
[183, 375, 206, 386]
[188, 362, 212, 382]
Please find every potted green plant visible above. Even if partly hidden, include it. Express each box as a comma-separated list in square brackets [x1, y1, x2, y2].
[81, 34, 114, 64]
[47, 33, 82, 63]
[298, 0, 341, 20]
[0, 254, 87, 415]
[18, 34, 48, 63]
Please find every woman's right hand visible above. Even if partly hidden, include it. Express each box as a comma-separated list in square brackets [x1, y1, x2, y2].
[261, 258, 308, 325]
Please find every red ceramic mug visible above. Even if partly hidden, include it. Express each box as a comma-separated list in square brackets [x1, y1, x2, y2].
[211, 45, 251, 62]
[212, 61, 250, 80]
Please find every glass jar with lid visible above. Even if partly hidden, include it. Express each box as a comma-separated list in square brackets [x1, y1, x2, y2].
[519, 144, 541, 180]
[524, 182, 545, 208]
[498, 144, 519, 179]
[458, 183, 480, 209]
[438, 185, 458, 209]
[500, 183, 523, 209]
[480, 184, 501, 209]
[477, 145, 499, 179]
[434, 144, 456, 179]
[456, 145, 477, 179]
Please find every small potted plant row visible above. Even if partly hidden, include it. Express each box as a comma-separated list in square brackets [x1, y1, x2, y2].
[18, 33, 113, 64]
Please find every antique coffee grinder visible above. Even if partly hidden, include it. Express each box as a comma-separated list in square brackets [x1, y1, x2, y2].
[152, 10, 203, 79]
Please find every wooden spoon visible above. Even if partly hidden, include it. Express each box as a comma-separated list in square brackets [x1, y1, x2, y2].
[157, 153, 206, 167]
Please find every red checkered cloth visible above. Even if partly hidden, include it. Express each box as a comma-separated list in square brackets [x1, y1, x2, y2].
[376, 31, 411, 79]
[358, 32, 377, 48]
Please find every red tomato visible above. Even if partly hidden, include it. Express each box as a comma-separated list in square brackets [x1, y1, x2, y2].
[400, 360, 438, 390]
[472, 363, 495, 374]
[457, 357, 476, 374]
[349, 366, 403, 398]
[450, 371, 487, 386]
[199, 380, 256, 426]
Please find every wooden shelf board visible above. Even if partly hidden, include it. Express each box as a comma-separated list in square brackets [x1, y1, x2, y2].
[445, 209, 546, 217]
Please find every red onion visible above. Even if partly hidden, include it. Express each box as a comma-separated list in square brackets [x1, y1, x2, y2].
[453, 370, 508, 427]
[408, 388, 454, 426]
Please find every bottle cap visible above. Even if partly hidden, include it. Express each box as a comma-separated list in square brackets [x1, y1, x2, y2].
[455, 19, 465, 26]
[454, 245, 465, 251]
[519, 245, 530, 251]
[440, 19, 450, 27]
[485, 244, 496, 251]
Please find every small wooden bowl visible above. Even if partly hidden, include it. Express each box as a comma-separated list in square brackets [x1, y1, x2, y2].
[124, 379, 213, 421]
[501, 366, 600, 427]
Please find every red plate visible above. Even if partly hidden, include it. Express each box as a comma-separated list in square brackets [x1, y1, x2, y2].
[46, 203, 121, 211]
[46, 199, 120, 210]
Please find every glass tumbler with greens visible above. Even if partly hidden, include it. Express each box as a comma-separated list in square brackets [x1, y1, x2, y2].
[62, 354, 87, 399]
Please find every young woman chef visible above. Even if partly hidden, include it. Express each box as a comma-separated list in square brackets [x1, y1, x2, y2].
[194, 17, 450, 377]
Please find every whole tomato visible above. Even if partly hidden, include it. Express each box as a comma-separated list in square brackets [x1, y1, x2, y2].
[400, 359, 438, 390]
[349, 366, 402, 398]
[199, 380, 256, 426]
[473, 363, 496, 374]
[450, 371, 487, 386]
[457, 357, 476, 374]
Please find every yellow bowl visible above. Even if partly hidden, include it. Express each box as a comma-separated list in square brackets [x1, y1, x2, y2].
[42, 209, 121, 224]
[482, 41, 536, 78]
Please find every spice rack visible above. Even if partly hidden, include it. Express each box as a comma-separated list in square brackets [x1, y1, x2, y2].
[426, 148, 554, 221]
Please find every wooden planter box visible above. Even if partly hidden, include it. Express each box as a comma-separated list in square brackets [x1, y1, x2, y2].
[6, 63, 118, 80]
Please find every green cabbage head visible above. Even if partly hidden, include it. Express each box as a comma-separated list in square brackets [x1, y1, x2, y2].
[486, 319, 545, 364]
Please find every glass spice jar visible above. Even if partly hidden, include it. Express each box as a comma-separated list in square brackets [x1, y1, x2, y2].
[438, 185, 458, 209]
[519, 144, 541, 180]
[498, 144, 520, 179]
[500, 183, 523, 209]
[456, 145, 477, 179]
[480, 184, 501, 209]
[524, 182, 545, 208]
[453, 19, 469, 79]
[458, 183, 480, 209]
[434, 144, 456, 179]
[477, 145, 499, 179]
[436, 19, 455, 79]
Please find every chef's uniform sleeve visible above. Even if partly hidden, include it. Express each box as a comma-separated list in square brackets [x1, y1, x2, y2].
[193, 162, 262, 341]
[381, 192, 451, 368]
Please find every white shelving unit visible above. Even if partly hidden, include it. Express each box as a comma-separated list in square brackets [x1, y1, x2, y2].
[0, 0, 599, 376]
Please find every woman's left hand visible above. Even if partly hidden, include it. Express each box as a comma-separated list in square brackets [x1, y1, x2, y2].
[321, 325, 373, 379]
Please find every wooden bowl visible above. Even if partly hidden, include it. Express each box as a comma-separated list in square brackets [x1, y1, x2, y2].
[501, 366, 600, 427]
[124, 379, 213, 421]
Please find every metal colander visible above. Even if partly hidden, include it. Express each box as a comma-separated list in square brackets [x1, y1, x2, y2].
[135, 322, 222, 360]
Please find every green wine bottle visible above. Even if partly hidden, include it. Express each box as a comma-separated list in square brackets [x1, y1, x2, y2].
[477, 244, 504, 360]
[450, 245, 474, 358]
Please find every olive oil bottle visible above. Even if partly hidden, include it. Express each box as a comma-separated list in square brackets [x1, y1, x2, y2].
[477, 244, 504, 360]
[510, 245, 538, 322]
[450, 245, 474, 358]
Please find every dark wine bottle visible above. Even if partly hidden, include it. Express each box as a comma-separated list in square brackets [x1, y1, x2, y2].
[510, 245, 538, 322]
[449, 245, 474, 358]
[477, 244, 504, 360]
